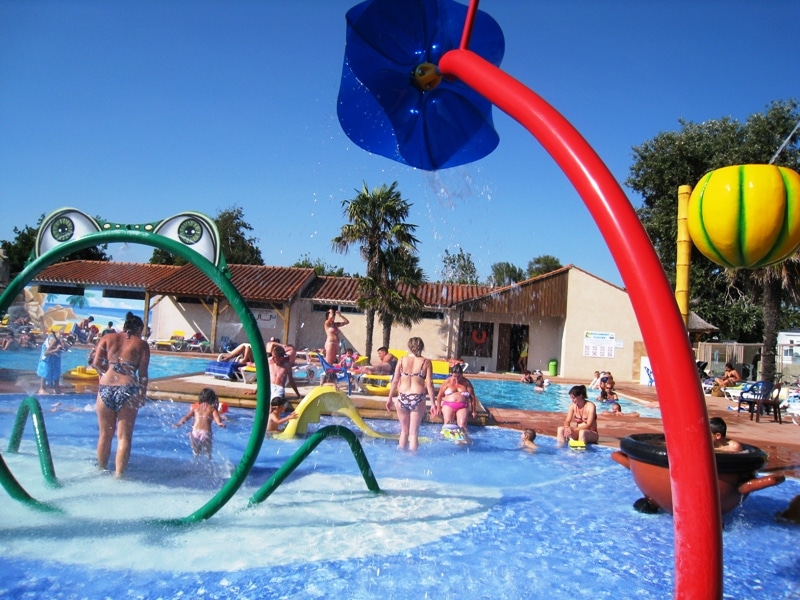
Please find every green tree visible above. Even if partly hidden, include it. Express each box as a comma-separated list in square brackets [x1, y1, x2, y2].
[488, 261, 524, 287]
[291, 253, 347, 277]
[627, 99, 800, 381]
[150, 205, 264, 265]
[377, 247, 426, 348]
[332, 182, 420, 359]
[527, 254, 562, 278]
[1, 215, 111, 276]
[441, 248, 479, 284]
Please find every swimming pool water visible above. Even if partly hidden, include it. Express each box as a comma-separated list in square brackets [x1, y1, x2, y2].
[473, 379, 662, 418]
[0, 347, 210, 380]
[0, 393, 797, 599]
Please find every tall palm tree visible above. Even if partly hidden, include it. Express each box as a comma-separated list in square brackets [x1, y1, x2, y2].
[377, 248, 425, 348]
[332, 182, 420, 359]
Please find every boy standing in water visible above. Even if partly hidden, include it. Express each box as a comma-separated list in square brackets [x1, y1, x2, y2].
[175, 387, 226, 457]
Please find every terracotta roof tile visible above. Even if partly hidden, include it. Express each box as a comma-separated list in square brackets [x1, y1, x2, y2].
[302, 276, 362, 303]
[32, 261, 181, 289]
[148, 264, 316, 302]
[304, 278, 492, 308]
[32, 261, 494, 307]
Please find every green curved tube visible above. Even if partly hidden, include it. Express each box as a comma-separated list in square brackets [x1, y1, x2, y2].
[248, 425, 381, 506]
[0, 454, 63, 513]
[6, 396, 58, 487]
[0, 228, 269, 521]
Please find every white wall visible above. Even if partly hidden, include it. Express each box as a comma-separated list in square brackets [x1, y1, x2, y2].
[561, 269, 643, 382]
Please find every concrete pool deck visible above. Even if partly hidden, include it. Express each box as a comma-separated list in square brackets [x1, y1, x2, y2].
[1, 361, 798, 478]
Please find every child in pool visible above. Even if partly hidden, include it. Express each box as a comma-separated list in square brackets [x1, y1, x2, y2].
[267, 397, 299, 433]
[520, 428, 537, 451]
[710, 416, 743, 453]
[174, 387, 226, 458]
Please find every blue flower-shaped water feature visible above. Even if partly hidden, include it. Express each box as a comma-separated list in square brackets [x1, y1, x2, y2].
[337, 0, 504, 170]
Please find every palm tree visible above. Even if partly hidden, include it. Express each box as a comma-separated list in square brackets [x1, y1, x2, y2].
[332, 182, 420, 358]
[377, 248, 426, 348]
[732, 254, 800, 383]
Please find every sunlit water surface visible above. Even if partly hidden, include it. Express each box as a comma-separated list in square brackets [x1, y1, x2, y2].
[0, 393, 797, 599]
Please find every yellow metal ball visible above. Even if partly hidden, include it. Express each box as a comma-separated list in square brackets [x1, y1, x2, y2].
[687, 164, 800, 269]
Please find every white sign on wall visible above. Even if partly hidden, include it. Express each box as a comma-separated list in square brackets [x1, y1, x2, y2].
[583, 331, 616, 358]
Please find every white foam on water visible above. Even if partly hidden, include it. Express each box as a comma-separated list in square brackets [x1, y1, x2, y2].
[0, 446, 500, 572]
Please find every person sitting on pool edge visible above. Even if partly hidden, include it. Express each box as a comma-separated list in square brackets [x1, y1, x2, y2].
[556, 384, 599, 446]
[710, 416, 743, 453]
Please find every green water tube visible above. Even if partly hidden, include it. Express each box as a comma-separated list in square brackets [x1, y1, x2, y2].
[249, 425, 381, 506]
[6, 395, 59, 487]
[0, 224, 269, 523]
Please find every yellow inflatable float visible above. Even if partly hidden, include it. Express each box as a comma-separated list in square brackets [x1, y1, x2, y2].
[275, 386, 399, 441]
[64, 365, 99, 380]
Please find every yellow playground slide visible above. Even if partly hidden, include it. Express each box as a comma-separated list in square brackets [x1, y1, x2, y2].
[275, 386, 399, 441]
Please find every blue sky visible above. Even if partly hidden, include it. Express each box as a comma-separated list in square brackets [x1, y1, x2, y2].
[1, 0, 798, 287]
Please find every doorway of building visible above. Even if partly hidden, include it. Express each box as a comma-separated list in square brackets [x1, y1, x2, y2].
[497, 324, 529, 372]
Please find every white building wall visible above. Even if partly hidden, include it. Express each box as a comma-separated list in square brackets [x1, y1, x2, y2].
[561, 269, 643, 382]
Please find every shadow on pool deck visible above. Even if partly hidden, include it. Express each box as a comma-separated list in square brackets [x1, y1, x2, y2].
[2, 363, 798, 478]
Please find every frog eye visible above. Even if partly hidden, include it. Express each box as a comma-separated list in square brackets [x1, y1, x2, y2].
[36, 208, 102, 257]
[153, 212, 221, 265]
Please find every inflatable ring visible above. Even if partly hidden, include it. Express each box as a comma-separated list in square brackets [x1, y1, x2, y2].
[471, 329, 488, 345]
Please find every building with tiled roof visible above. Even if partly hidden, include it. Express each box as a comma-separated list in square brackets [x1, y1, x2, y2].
[22, 260, 657, 381]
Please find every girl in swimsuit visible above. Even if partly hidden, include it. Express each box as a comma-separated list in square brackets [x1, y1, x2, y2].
[174, 387, 226, 457]
[556, 384, 599, 445]
[387, 337, 436, 451]
[435, 363, 478, 438]
[323, 308, 349, 365]
[93, 311, 150, 478]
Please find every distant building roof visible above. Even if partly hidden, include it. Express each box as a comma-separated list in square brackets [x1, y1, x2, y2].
[32, 261, 181, 289]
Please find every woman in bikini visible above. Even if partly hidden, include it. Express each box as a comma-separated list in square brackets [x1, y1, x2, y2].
[93, 312, 150, 478]
[387, 337, 436, 451]
[556, 384, 599, 445]
[323, 308, 349, 365]
[436, 363, 477, 438]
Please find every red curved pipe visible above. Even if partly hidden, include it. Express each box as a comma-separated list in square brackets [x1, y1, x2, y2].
[439, 48, 722, 599]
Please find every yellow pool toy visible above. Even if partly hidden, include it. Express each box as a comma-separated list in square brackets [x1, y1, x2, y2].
[568, 439, 587, 450]
[275, 386, 399, 441]
[64, 365, 99, 380]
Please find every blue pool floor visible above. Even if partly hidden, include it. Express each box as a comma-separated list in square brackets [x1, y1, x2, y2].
[0, 394, 798, 599]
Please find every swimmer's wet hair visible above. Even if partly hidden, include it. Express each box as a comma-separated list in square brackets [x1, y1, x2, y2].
[523, 429, 536, 441]
[199, 387, 218, 405]
[709, 416, 727, 436]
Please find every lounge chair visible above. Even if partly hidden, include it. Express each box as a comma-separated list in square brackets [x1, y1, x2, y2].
[205, 360, 244, 381]
[317, 354, 353, 394]
[644, 366, 655, 387]
[154, 330, 187, 352]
